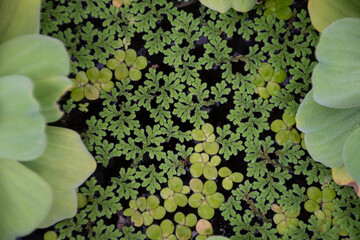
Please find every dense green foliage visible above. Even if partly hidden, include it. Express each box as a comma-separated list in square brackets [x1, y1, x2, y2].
[37, 0, 360, 239]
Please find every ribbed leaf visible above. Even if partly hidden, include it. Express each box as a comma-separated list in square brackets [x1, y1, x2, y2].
[312, 18, 360, 108]
[0, 158, 52, 240]
[308, 0, 360, 32]
[23, 126, 96, 228]
[0, 34, 71, 122]
[0, 0, 41, 44]
[296, 91, 360, 168]
[343, 128, 360, 185]
[0, 75, 45, 161]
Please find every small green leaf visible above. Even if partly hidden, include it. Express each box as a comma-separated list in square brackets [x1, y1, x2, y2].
[164, 198, 177, 213]
[190, 162, 204, 178]
[271, 120, 287, 133]
[131, 211, 144, 227]
[203, 164, 218, 180]
[169, 176, 184, 193]
[176, 225, 192, 240]
[161, 219, 175, 237]
[190, 178, 203, 193]
[203, 142, 220, 155]
[142, 211, 153, 226]
[129, 67, 142, 81]
[151, 206, 166, 220]
[125, 49, 137, 66]
[146, 224, 162, 240]
[137, 197, 147, 212]
[114, 63, 129, 80]
[202, 180, 217, 196]
[161, 188, 174, 199]
[258, 63, 273, 82]
[188, 193, 204, 208]
[192, 129, 206, 141]
[206, 192, 225, 208]
[174, 212, 186, 225]
[219, 167, 232, 178]
[147, 195, 160, 210]
[133, 56, 148, 70]
[185, 213, 197, 227]
[198, 204, 215, 220]
[230, 172, 244, 183]
[174, 193, 188, 207]
[222, 178, 233, 190]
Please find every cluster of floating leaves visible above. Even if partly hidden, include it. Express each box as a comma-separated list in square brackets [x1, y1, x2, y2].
[253, 62, 287, 99]
[70, 47, 147, 104]
[304, 186, 349, 237]
[272, 204, 300, 235]
[106, 48, 148, 81]
[70, 67, 114, 102]
[264, 0, 294, 20]
[270, 112, 302, 146]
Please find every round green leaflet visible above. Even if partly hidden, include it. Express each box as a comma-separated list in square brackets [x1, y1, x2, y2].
[174, 193, 188, 207]
[142, 211, 154, 226]
[164, 198, 178, 213]
[198, 204, 215, 220]
[176, 225, 192, 240]
[203, 142, 220, 155]
[174, 212, 186, 225]
[203, 180, 217, 195]
[185, 213, 198, 227]
[161, 219, 175, 237]
[146, 224, 162, 240]
[147, 195, 160, 210]
[196, 219, 213, 235]
[203, 164, 218, 180]
[114, 63, 129, 80]
[189, 193, 205, 208]
[199, 0, 256, 13]
[132, 56, 148, 70]
[169, 176, 184, 192]
[129, 68, 142, 81]
[190, 178, 203, 193]
[125, 49, 137, 66]
[43, 231, 57, 240]
[192, 129, 206, 141]
[206, 193, 225, 209]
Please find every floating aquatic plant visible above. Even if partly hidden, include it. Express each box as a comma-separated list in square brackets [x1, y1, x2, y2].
[145, 219, 176, 240]
[253, 63, 287, 99]
[106, 48, 147, 81]
[264, 0, 294, 20]
[188, 179, 225, 220]
[123, 195, 166, 227]
[195, 219, 213, 240]
[271, 204, 300, 235]
[70, 67, 114, 101]
[189, 153, 220, 179]
[218, 167, 244, 190]
[160, 176, 190, 212]
[174, 212, 197, 240]
[271, 112, 300, 145]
